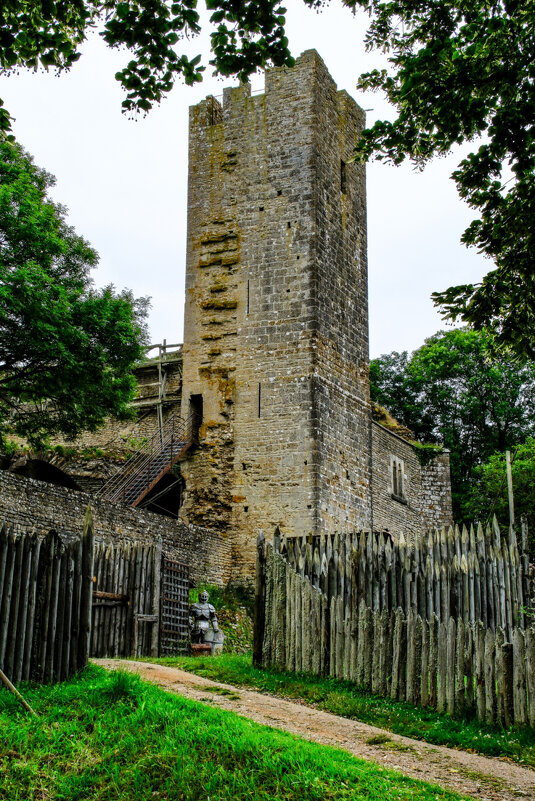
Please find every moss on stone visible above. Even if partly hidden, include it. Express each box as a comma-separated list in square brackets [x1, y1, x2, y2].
[200, 299, 238, 310]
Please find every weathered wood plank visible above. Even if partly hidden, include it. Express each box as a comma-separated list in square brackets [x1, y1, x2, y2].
[454, 619, 465, 716]
[406, 610, 416, 704]
[525, 627, 535, 729]
[21, 535, 41, 682]
[495, 627, 505, 726]
[512, 628, 527, 727]
[437, 620, 448, 714]
[484, 628, 496, 725]
[446, 617, 456, 715]
[502, 641, 514, 728]
[475, 621, 486, 722]
[78, 506, 94, 671]
[420, 617, 429, 707]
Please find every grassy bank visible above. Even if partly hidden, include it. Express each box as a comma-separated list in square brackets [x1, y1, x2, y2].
[147, 653, 535, 768]
[0, 664, 464, 801]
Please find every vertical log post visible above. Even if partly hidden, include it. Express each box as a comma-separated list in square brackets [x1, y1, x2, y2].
[78, 505, 94, 671]
[253, 532, 266, 667]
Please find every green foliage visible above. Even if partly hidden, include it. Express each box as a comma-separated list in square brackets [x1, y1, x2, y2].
[102, 669, 143, 706]
[351, 0, 535, 358]
[1, 437, 20, 458]
[370, 328, 535, 519]
[464, 438, 535, 550]
[2, 2, 534, 356]
[0, 140, 149, 447]
[411, 441, 444, 467]
[119, 432, 149, 458]
[189, 582, 225, 608]
[0, 0, 297, 132]
[161, 653, 535, 767]
[52, 444, 79, 458]
[0, 663, 462, 801]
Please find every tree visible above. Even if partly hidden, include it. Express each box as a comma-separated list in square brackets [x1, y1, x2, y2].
[0, 0, 296, 132]
[464, 440, 535, 553]
[369, 350, 428, 433]
[352, 0, 535, 359]
[3, 3, 534, 356]
[0, 139, 148, 447]
[370, 328, 535, 518]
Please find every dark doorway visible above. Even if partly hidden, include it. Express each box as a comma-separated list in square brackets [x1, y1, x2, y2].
[137, 470, 185, 518]
[189, 394, 203, 444]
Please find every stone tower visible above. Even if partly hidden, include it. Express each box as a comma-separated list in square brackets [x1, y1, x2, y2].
[180, 50, 372, 575]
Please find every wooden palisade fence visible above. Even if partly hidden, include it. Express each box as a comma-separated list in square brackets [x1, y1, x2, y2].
[255, 528, 535, 729]
[276, 521, 530, 639]
[0, 506, 190, 686]
[91, 540, 162, 659]
[0, 506, 94, 685]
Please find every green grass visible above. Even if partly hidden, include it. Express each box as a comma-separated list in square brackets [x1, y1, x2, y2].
[0, 665, 465, 801]
[147, 653, 535, 768]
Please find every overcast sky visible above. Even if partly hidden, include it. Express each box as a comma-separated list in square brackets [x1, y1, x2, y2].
[1, 0, 489, 358]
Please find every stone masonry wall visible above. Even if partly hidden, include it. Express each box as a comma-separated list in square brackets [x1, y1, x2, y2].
[309, 75, 371, 534]
[52, 358, 182, 459]
[0, 470, 232, 585]
[371, 422, 453, 537]
[180, 51, 373, 577]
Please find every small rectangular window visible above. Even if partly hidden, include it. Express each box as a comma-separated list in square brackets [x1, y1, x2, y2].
[391, 457, 406, 503]
[340, 160, 347, 194]
[246, 279, 250, 315]
[258, 382, 261, 417]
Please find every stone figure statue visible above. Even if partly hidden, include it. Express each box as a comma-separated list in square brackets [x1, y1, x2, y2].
[189, 590, 225, 654]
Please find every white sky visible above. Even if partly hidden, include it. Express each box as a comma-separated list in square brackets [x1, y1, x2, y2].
[0, 0, 488, 358]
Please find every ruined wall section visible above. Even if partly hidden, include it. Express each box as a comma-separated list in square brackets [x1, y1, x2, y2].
[419, 451, 454, 530]
[51, 358, 183, 459]
[0, 470, 232, 585]
[371, 422, 453, 537]
[308, 59, 372, 533]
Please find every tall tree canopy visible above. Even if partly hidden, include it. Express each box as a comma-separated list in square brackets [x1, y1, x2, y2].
[2, 1, 534, 355]
[0, 0, 295, 132]
[370, 328, 535, 519]
[0, 140, 148, 447]
[353, 0, 535, 359]
[464, 439, 535, 542]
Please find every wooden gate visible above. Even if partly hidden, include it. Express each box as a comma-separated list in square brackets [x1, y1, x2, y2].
[160, 557, 190, 655]
[90, 543, 189, 658]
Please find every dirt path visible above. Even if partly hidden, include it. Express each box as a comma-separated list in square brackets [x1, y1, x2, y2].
[94, 659, 534, 801]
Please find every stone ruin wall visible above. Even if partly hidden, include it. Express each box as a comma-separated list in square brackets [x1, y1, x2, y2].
[15, 358, 185, 494]
[180, 51, 373, 577]
[51, 356, 182, 459]
[370, 421, 453, 538]
[0, 470, 231, 586]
